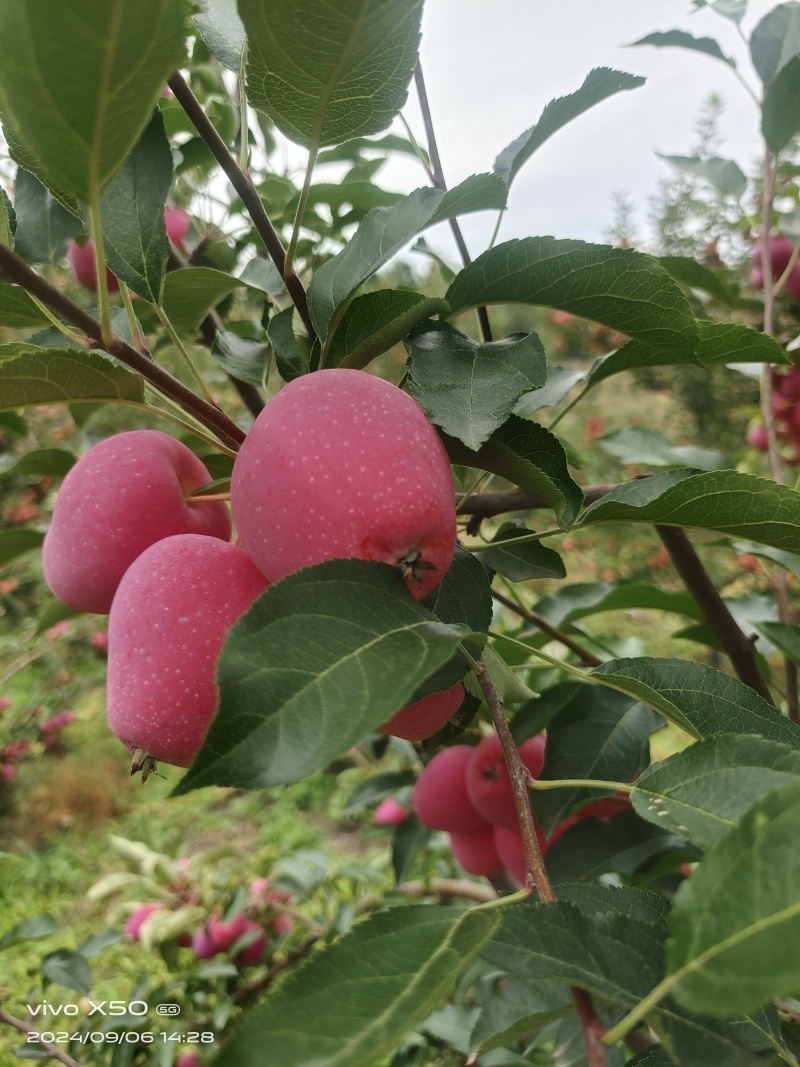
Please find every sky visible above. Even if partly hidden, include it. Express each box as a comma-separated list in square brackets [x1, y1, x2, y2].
[344, 0, 779, 261]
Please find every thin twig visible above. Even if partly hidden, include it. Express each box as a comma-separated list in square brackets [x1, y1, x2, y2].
[167, 72, 316, 342]
[655, 525, 775, 704]
[0, 242, 244, 452]
[0, 1009, 82, 1067]
[413, 63, 493, 343]
[492, 590, 602, 667]
[399, 878, 498, 903]
[572, 988, 610, 1067]
[456, 484, 617, 524]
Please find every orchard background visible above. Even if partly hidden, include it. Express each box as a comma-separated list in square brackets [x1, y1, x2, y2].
[2, 0, 800, 1065]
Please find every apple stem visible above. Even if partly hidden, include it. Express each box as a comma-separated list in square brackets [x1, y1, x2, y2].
[474, 656, 610, 1067]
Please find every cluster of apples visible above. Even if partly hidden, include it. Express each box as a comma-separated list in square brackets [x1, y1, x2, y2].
[413, 734, 629, 883]
[748, 367, 800, 465]
[42, 369, 457, 777]
[67, 207, 191, 291]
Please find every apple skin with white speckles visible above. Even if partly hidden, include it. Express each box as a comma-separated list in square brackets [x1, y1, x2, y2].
[107, 534, 268, 769]
[43, 430, 231, 614]
[230, 369, 456, 600]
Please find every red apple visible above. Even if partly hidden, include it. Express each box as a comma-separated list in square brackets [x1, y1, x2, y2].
[230, 369, 456, 600]
[126, 902, 163, 941]
[465, 734, 546, 829]
[107, 535, 268, 774]
[233, 920, 268, 966]
[374, 797, 410, 826]
[413, 745, 488, 833]
[449, 826, 504, 876]
[165, 206, 191, 254]
[378, 682, 464, 741]
[43, 430, 231, 614]
[493, 824, 548, 886]
[67, 238, 120, 292]
[208, 911, 250, 951]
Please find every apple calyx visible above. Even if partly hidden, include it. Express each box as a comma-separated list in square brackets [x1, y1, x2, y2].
[130, 747, 161, 783]
[398, 549, 438, 586]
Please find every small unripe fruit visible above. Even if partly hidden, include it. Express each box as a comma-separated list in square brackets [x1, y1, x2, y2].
[126, 902, 163, 941]
[378, 682, 464, 741]
[413, 745, 488, 833]
[448, 826, 504, 876]
[67, 238, 120, 292]
[374, 797, 409, 825]
[43, 430, 231, 614]
[231, 369, 456, 600]
[465, 734, 546, 829]
[107, 535, 268, 773]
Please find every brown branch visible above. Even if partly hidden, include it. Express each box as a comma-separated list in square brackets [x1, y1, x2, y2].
[0, 242, 245, 451]
[399, 878, 498, 903]
[492, 591, 602, 668]
[474, 658, 608, 1066]
[655, 525, 775, 704]
[456, 484, 617, 522]
[168, 72, 316, 343]
[413, 63, 493, 343]
[0, 1009, 82, 1067]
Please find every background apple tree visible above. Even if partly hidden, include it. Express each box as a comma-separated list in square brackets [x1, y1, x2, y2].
[1, 0, 800, 1065]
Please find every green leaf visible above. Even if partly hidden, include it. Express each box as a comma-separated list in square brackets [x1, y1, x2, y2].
[98, 111, 172, 304]
[762, 54, 800, 152]
[597, 428, 725, 470]
[193, 0, 246, 71]
[468, 978, 571, 1057]
[446, 239, 698, 357]
[533, 581, 702, 629]
[656, 156, 747, 200]
[0, 345, 145, 411]
[240, 256, 288, 299]
[666, 780, 800, 1014]
[513, 366, 585, 418]
[0, 412, 27, 437]
[344, 770, 416, 814]
[754, 621, 800, 666]
[35, 599, 83, 635]
[494, 67, 645, 187]
[268, 307, 308, 383]
[0, 0, 188, 201]
[173, 560, 474, 793]
[0, 528, 44, 567]
[330, 291, 450, 370]
[42, 949, 92, 995]
[0, 283, 51, 329]
[579, 469, 800, 554]
[628, 1052, 673, 1067]
[480, 523, 566, 582]
[442, 415, 583, 529]
[392, 813, 429, 882]
[212, 904, 498, 1067]
[659, 255, 743, 307]
[534, 685, 661, 834]
[240, 0, 423, 149]
[407, 322, 547, 451]
[211, 330, 270, 386]
[654, 1006, 779, 1067]
[158, 268, 243, 334]
[0, 448, 76, 478]
[0, 913, 58, 951]
[0, 186, 14, 249]
[12, 169, 80, 264]
[309, 174, 508, 343]
[317, 133, 426, 166]
[629, 30, 736, 68]
[1, 113, 80, 217]
[591, 657, 800, 749]
[630, 733, 800, 849]
[750, 1, 800, 85]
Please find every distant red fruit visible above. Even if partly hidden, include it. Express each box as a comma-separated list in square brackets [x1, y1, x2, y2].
[374, 797, 410, 826]
[126, 903, 163, 941]
[165, 206, 191, 254]
[67, 239, 120, 293]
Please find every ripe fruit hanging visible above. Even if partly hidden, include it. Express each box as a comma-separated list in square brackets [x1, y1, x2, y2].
[107, 534, 268, 777]
[750, 235, 800, 300]
[413, 745, 489, 833]
[43, 430, 231, 614]
[374, 798, 410, 826]
[67, 238, 120, 292]
[448, 826, 504, 876]
[165, 206, 191, 254]
[230, 369, 456, 599]
[378, 682, 464, 741]
[465, 733, 546, 829]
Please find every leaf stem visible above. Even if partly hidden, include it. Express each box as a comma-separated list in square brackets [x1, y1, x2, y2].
[549, 387, 586, 430]
[285, 145, 319, 281]
[488, 208, 504, 251]
[88, 196, 113, 346]
[238, 48, 249, 173]
[155, 303, 215, 403]
[120, 281, 147, 354]
[492, 589, 602, 668]
[469, 528, 562, 551]
[529, 776, 631, 793]
[26, 294, 88, 346]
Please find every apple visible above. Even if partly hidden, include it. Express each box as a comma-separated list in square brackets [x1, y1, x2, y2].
[107, 534, 268, 775]
[165, 206, 191, 254]
[230, 369, 456, 600]
[126, 902, 163, 941]
[175, 1054, 203, 1067]
[191, 926, 218, 960]
[233, 920, 268, 966]
[493, 824, 548, 886]
[208, 910, 250, 951]
[413, 745, 488, 833]
[448, 826, 504, 876]
[374, 797, 410, 826]
[378, 682, 464, 741]
[43, 430, 231, 614]
[465, 733, 546, 829]
[747, 425, 768, 451]
[751, 235, 800, 299]
[67, 238, 120, 293]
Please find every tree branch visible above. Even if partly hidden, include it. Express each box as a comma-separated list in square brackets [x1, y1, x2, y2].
[456, 484, 617, 523]
[492, 591, 602, 668]
[413, 63, 493, 343]
[0, 1009, 82, 1067]
[167, 72, 316, 342]
[655, 525, 775, 704]
[474, 657, 608, 1066]
[0, 242, 245, 451]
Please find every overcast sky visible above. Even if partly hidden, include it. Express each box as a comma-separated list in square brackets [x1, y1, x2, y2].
[352, 0, 778, 260]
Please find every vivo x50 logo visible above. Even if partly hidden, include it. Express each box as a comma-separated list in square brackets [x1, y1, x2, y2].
[28, 1001, 150, 1017]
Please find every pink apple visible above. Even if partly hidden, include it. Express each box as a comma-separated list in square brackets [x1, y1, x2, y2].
[374, 797, 410, 826]
[449, 826, 504, 876]
[747, 426, 768, 451]
[465, 734, 546, 829]
[230, 369, 456, 600]
[126, 902, 163, 941]
[43, 430, 231, 614]
[378, 682, 464, 741]
[493, 824, 548, 886]
[67, 238, 120, 293]
[176, 1054, 202, 1067]
[413, 745, 489, 833]
[165, 206, 191, 254]
[208, 911, 250, 951]
[107, 535, 268, 772]
[191, 926, 219, 960]
[233, 920, 268, 966]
